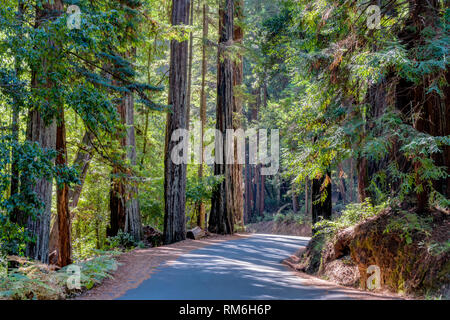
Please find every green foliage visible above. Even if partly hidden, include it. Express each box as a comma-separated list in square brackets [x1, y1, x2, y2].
[106, 230, 138, 250]
[384, 211, 433, 245]
[186, 175, 224, 204]
[314, 198, 387, 236]
[0, 252, 118, 300]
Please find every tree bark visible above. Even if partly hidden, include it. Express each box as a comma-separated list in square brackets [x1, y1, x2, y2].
[209, 0, 234, 234]
[49, 130, 94, 263]
[56, 106, 72, 267]
[231, 0, 244, 227]
[109, 90, 142, 241]
[186, 0, 194, 130]
[24, 0, 64, 263]
[163, 0, 190, 244]
[195, 2, 208, 229]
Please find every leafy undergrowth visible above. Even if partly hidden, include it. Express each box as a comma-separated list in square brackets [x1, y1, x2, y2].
[295, 200, 450, 299]
[0, 250, 120, 300]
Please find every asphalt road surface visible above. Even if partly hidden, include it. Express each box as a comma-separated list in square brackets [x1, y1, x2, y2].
[117, 234, 386, 300]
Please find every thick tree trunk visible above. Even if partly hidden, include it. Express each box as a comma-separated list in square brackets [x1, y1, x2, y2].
[24, 0, 64, 263]
[124, 91, 142, 240]
[56, 107, 72, 267]
[244, 86, 261, 222]
[231, 0, 244, 228]
[209, 0, 234, 235]
[109, 91, 142, 241]
[357, 157, 368, 202]
[109, 0, 143, 240]
[195, 2, 208, 229]
[25, 111, 56, 263]
[163, 0, 190, 244]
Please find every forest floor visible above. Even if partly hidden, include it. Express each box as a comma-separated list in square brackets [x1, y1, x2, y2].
[75, 233, 403, 300]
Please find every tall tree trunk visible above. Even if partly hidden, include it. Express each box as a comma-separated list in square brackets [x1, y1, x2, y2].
[292, 184, 298, 214]
[56, 107, 72, 267]
[109, 90, 142, 240]
[163, 0, 190, 244]
[231, 0, 244, 227]
[305, 176, 309, 216]
[123, 89, 142, 240]
[109, 1, 142, 240]
[24, 0, 64, 263]
[244, 86, 260, 222]
[195, 2, 208, 229]
[357, 157, 368, 202]
[10, 0, 24, 224]
[186, 0, 194, 130]
[49, 130, 94, 261]
[209, 0, 234, 235]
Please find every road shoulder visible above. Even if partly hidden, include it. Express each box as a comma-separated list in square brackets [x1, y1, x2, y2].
[75, 233, 250, 300]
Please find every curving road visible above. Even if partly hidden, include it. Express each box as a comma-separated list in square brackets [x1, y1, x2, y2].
[117, 234, 387, 300]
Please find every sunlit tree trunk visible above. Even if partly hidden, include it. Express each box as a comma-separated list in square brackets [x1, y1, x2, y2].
[231, 0, 244, 228]
[209, 0, 234, 234]
[195, 2, 208, 229]
[164, 0, 190, 243]
[56, 106, 72, 267]
[186, 0, 194, 130]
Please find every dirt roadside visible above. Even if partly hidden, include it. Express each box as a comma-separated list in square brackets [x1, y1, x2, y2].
[74, 233, 250, 300]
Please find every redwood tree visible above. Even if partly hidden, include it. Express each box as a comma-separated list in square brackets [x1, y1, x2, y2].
[163, 0, 190, 244]
[24, 0, 64, 263]
[209, 0, 235, 234]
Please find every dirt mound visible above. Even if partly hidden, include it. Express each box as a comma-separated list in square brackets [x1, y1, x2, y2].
[291, 208, 450, 297]
[246, 221, 312, 237]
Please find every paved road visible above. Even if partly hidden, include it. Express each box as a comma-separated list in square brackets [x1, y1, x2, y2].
[117, 234, 369, 300]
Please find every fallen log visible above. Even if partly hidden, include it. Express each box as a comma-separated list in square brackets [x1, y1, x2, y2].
[186, 226, 205, 240]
